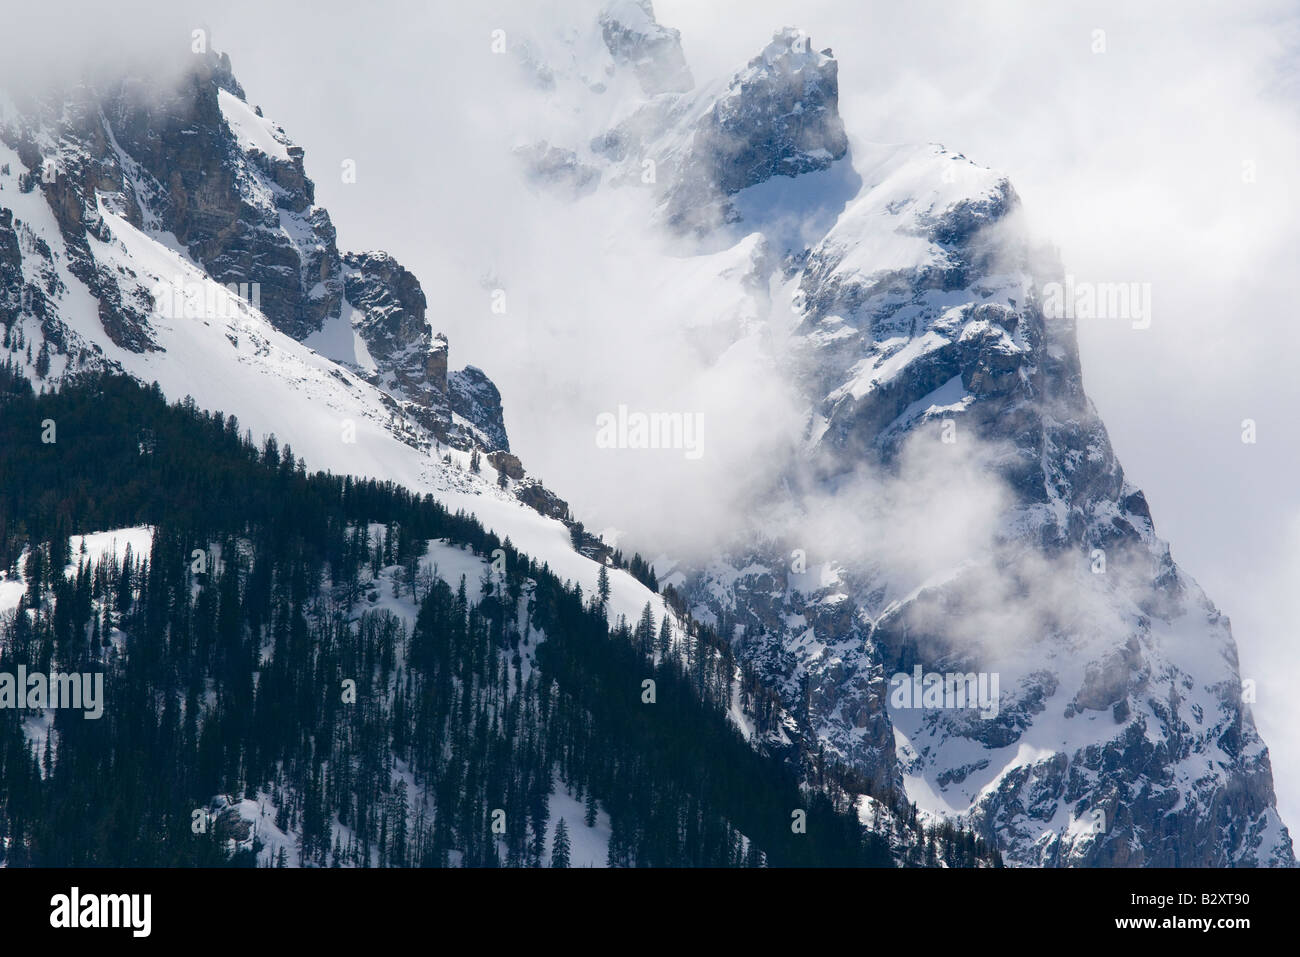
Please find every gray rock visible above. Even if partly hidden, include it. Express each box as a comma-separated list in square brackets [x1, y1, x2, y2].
[599, 1, 694, 96]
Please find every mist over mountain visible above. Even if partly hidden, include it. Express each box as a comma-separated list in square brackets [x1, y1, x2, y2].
[0, 0, 1293, 869]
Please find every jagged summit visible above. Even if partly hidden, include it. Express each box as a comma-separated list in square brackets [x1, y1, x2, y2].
[514, 19, 849, 232]
[599, 0, 694, 95]
[662, 27, 849, 230]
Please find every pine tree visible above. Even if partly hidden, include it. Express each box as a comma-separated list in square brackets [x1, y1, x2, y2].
[635, 602, 655, 658]
[657, 615, 673, 659]
[596, 562, 610, 610]
[551, 818, 571, 868]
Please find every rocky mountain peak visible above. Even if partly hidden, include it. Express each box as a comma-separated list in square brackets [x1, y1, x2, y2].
[506, 7, 1295, 867]
[700, 28, 847, 193]
[641, 26, 850, 232]
[599, 0, 694, 96]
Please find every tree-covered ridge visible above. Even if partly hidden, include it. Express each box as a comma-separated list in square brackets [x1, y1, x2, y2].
[0, 366, 998, 867]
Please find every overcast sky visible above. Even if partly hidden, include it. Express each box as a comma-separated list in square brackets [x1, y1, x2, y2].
[6, 0, 1298, 835]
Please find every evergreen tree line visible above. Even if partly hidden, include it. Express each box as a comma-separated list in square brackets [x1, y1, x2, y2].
[0, 371, 999, 867]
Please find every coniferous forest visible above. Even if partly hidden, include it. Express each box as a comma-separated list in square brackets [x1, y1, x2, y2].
[0, 364, 999, 867]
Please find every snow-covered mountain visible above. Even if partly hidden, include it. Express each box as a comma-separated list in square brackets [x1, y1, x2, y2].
[0, 0, 1291, 866]
[0, 44, 692, 773]
[0, 53, 513, 454]
[489, 0, 1294, 866]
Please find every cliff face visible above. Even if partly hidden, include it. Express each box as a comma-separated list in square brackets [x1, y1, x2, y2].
[0, 52, 508, 452]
